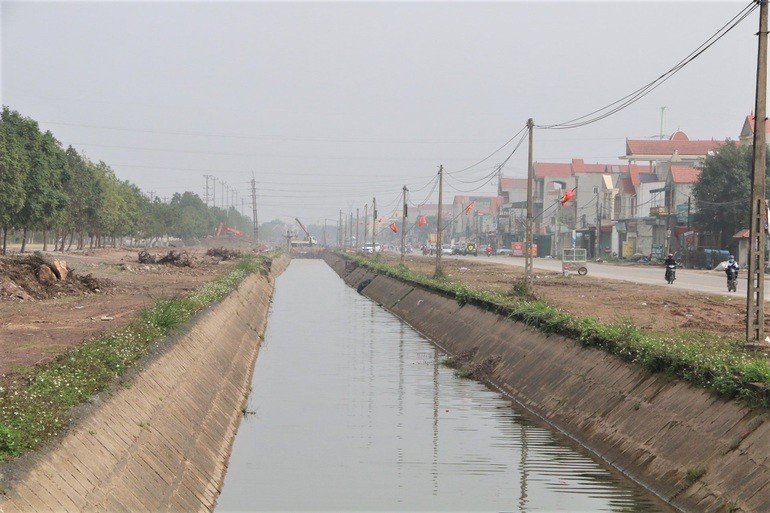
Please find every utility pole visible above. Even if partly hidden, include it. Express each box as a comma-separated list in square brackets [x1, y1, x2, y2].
[372, 197, 377, 254]
[595, 189, 600, 259]
[435, 165, 444, 275]
[525, 119, 534, 294]
[251, 177, 258, 240]
[323, 219, 328, 247]
[401, 185, 408, 264]
[356, 208, 360, 251]
[339, 210, 343, 247]
[349, 212, 353, 250]
[364, 204, 369, 244]
[212, 177, 217, 208]
[203, 175, 212, 206]
[747, 0, 768, 345]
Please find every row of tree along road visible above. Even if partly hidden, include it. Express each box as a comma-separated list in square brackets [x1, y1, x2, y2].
[0, 107, 254, 254]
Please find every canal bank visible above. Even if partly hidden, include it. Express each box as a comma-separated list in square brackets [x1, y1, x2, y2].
[326, 253, 770, 513]
[0, 255, 287, 513]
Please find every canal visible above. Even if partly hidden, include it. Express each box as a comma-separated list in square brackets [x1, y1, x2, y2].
[216, 259, 673, 512]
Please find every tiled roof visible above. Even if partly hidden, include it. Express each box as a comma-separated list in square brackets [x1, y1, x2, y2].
[571, 158, 606, 173]
[534, 162, 572, 178]
[733, 229, 750, 238]
[743, 115, 770, 137]
[625, 136, 724, 157]
[670, 165, 701, 184]
[499, 177, 528, 189]
[619, 176, 635, 195]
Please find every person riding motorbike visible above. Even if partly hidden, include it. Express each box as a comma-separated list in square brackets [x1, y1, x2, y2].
[664, 253, 677, 283]
[725, 255, 739, 290]
[485, 244, 493, 256]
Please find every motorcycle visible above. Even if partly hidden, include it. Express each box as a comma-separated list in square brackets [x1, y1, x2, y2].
[485, 245, 493, 257]
[726, 267, 738, 292]
[665, 263, 676, 284]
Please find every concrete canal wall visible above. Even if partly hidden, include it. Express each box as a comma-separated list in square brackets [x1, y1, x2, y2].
[327, 254, 770, 513]
[0, 256, 287, 513]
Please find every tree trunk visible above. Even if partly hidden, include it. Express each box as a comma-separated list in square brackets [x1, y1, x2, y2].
[2, 227, 6, 255]
[43, 229, 48, 252]
[20, 227, 27, 253]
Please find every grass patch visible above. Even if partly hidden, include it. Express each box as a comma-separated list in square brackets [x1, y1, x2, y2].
[0, 253, 274, 462]
[343, 252, 770, 409]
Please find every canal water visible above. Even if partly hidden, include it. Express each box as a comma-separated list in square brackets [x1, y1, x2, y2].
[216, 260, 672, 512]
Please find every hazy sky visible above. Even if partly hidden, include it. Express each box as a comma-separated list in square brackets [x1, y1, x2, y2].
[0, 1, 761, 227]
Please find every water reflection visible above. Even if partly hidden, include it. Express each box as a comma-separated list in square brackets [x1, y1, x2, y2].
[216, 260, 671, 512]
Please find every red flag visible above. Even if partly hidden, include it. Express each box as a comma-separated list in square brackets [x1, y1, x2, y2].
[417, 215, 427, 227]
[389, 222, 398, 233]
[560, 188, 576, 206]
[464, 201, 476, 215]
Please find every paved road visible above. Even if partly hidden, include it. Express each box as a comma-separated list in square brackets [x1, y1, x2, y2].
[449, 254, 770, 300]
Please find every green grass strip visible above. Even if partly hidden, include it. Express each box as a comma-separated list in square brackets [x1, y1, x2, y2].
[0, 254, 272, 461]
[346, 253, 770, 409]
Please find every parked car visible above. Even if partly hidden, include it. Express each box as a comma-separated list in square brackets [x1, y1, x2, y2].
[361, 243, 382, 254]
[495, 248, 513, 256]
[441, 244, 453, 255]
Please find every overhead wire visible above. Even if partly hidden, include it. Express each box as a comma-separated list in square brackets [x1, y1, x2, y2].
[535, 0, 758, 130]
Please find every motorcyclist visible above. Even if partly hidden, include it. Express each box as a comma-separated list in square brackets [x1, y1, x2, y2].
[485, 244, 493, 256]
[664, 253, 677, 283]
[725, 255, 739, 284]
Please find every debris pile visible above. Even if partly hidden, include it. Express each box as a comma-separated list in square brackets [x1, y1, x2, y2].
[205, 247, 241, 260]
[0, 254, 105, 301]
[138, 250, 194, 267]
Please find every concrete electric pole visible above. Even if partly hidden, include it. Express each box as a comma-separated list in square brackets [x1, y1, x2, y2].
[525, 119, 534, 294]
[747, 0, 768, 344]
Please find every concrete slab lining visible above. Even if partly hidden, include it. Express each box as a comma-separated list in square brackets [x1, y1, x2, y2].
[0, 256, 287, 513]
[330, 254, 770, 513]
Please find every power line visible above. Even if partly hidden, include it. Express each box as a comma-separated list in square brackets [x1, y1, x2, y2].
[535, 1, 757, 130]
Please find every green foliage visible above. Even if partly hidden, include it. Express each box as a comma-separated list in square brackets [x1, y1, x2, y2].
[346, 254, 770, 409]
[692, 141, 769, 248]
[0, 254, 269, 461]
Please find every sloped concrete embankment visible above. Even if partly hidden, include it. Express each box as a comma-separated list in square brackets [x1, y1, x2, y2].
[0, 256, 288, 513]
[327, 255, 770, 513]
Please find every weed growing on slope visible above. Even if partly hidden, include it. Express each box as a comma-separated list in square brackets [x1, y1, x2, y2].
[345, 253, 770, 409]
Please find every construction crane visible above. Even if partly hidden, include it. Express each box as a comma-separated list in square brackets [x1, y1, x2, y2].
[292, 218, 317, 247]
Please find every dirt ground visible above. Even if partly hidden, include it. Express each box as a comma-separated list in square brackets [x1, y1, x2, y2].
[0, 239, 264, 381]
[376, 253, 754, 338]
[0, 246, 760, 384]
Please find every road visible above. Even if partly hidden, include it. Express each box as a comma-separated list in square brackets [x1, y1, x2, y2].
[452, 254, 770, 300]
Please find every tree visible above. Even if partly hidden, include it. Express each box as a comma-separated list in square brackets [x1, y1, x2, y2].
[1, 108, 68, 251]
[692, 140, 770, 249]
[0, 116, 27, 253]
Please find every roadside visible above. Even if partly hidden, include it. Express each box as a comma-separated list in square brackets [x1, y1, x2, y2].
[374, 252, 756, 338]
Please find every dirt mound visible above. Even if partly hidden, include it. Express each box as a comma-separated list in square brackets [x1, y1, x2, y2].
[0, 254, 107, 301]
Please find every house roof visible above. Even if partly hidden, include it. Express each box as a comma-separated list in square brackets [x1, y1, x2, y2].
[534, 162, 572, 178]
[627, 164, 658, 186]
[741, 114, 770, 140]
[670, 165, 701, 184]
[625, 131, 724, 158]
[619, 176, 635, 195]
[571, 158, 606, 173]
[733, 229, 750, 238]
[499, 177, 528, 189]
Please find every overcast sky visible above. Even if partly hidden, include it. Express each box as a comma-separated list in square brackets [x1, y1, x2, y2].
[0, 1, 762, 227]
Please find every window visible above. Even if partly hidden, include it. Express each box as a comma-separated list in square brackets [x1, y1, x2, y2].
[593, 186, 599, 195]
